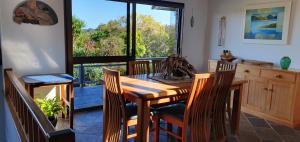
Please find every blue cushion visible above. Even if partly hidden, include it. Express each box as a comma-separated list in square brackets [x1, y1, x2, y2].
[125, 104, 155, 120]
[155, 103, 186, 120]
[126, 104, 138, 120]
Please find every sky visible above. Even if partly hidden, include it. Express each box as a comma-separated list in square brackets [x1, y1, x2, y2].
[72, 0, 176, 29]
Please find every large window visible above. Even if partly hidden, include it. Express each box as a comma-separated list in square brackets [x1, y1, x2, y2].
[67, 0, 184, 86]
[136, 4, 180, 58]
[72, 0, 128, 57]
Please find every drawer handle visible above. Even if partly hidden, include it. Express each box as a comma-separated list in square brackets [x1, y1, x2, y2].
[275, 75, 283, 79]
[244, 70, 250, 73]
[263, 88, 268, 91]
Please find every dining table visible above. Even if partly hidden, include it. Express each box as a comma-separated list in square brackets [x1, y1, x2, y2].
[104, 74, 247, 142]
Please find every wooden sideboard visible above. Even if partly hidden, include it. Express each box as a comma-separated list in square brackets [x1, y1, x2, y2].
[209, 60, 300, 128]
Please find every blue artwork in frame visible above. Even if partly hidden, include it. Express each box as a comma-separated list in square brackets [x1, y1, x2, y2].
[242, 2, 291, 44]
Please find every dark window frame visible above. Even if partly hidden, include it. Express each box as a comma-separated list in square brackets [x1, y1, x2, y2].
[64, 0, 184, 74]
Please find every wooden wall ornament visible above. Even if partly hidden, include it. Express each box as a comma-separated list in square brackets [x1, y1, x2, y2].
[218, 16, 226, 47]
[13, 0, 58, 25]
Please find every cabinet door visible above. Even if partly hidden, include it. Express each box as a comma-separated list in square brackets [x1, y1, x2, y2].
[268, 81, 294, 120]
[245, 77, 269, 112]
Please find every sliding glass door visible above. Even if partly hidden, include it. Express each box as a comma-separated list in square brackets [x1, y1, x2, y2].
[71, 0, 131, 86]
[67, 0, 184, 86]
[136, 4, 181, 59]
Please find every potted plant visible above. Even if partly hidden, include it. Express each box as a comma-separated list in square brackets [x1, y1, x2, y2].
[35, 97, 63, 127]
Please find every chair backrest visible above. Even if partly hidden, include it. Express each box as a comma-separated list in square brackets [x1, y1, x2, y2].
[211, 70, 236, 139]
[152, 60, 163, 75]
[103, 68, 126, 142]
[128, 61, 150, 75]
[216, 61, 237, 72]
[183, 73, 215, 142]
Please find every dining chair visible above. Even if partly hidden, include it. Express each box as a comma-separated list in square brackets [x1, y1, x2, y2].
[211, 70, 236, 142]
[216, 61, 237, 72]
[103, 68, 139, 142]
[215, 61, 237, 122]
[128, 61, 150, 75]
[152, 59, 163, 76]
[153, 73, 216, 142]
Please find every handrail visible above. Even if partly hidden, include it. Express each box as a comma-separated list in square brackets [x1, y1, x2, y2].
[4, 69, 75, 142]
[73, 57, 167, 86]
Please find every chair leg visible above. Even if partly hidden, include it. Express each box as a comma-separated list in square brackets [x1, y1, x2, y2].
[154, 116, 160, 142]
[177, 127, 184, 142]
[123, 122, 128, 142]
[181, 128, 185, 142]
[226, 96, 231, 120]
[167, 123, 173, 142]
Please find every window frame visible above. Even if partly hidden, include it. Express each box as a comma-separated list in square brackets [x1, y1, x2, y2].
[64, 0, 184, 74]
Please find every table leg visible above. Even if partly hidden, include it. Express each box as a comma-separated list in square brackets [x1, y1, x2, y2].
[69, 84, 74, 129]
[60, 85, 66, 118]
[136, 98, 151, 142]
[231, 85, 243, 135]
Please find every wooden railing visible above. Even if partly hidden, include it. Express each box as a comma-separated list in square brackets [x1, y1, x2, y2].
[4, 69, 75, 142]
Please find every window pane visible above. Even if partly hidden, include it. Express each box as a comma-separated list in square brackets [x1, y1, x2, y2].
[136, 4, 179, 58]
[74, 63, 127, 86]
[72, 0, 128, 57]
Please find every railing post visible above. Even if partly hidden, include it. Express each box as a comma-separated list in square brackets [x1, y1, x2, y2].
[79, 64, 85, 87]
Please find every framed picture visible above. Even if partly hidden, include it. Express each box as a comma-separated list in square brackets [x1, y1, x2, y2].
[242, 2, 292, 44]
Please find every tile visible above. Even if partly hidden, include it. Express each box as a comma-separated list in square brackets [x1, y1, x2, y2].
[271, 124, 298, 136]
[227, 135, 239, 142]
[74, 110, 102, 127]
[255, 127, 282, 142]
[248, 118, 270, 128]
[74, 86, 103, 110]
[239, 119, 256, 133]
[281, 135, 300, 142]
[74, 126, 102, 135]
[76, 133, 102, 142]
[244, 113, 258, 118]
[238, 129, 261, 142]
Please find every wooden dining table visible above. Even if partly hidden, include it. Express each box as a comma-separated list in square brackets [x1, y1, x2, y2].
[104, 74, 247, 142]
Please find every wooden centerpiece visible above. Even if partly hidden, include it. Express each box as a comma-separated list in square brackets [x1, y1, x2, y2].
[160, 54, 196, 80]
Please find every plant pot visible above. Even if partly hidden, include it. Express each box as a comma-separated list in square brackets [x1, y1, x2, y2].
[280, 56, 291, 70]
[48, 116, 57, 127]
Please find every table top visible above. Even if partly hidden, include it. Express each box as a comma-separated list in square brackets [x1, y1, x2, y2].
[22, 74, 74, 85]
[121, 74, 247, 100]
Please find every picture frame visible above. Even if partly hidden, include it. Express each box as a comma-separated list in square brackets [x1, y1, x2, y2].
[242, 1, 292, 44]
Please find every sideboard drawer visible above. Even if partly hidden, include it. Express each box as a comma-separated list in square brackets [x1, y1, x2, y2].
[261, 70, 296, 83]
[237, 64, 260, 76]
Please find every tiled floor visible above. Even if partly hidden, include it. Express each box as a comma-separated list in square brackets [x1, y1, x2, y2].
[72, 86, 300, 142]
[74, 86, 103, 110]
[71, 109, 300, 142]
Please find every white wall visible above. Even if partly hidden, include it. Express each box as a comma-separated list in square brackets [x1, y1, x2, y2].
[169, 0, 209, 71]
[207, 0, 300, 69]
[0, 0, 66, 77]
